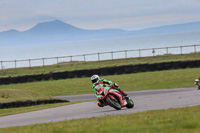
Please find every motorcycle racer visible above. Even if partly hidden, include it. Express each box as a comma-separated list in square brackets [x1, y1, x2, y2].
[91, 74, 128, 107]
[194, 77, 200, 90]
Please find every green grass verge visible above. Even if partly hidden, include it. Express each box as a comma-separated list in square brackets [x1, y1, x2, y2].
[0, 100, 93, 117]
[0, 52, 200, 77]
[0, 89, 52, 103]
[1, 105, 200, 133]
[0, 67, 198, 96]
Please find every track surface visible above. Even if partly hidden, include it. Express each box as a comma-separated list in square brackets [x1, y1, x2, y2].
[0, 87, 200, 128]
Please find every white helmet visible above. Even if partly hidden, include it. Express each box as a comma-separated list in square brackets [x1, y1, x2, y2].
[91, 75, 100, 85]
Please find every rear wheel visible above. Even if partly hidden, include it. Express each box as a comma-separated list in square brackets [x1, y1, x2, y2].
[106, 96, 121, 110]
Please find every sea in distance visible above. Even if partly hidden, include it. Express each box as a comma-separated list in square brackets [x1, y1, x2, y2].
[1, 31, 200, 69]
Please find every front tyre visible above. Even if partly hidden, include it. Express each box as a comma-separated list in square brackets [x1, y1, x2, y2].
[106, 96, 121, 110]
[126, 98, 134, 108]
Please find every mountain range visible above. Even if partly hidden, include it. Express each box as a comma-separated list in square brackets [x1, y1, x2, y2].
[0, 20, 200, 46]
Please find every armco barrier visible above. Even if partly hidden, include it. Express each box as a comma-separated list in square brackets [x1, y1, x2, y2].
[188, 60, 197, 68]
[180, 61, 188, 68]
[116, 66, 124, 74]
[107, 67, 117, 75]
[10, 77, 18, 84]
[90, 68, 101, 76]
[164, 62, 172, 70]
[172, 61, 181, 69]
[18, 76, 28, 83]
[27, 75, 36, 82]
[148, 63, 157, 71]
[35, 74, 43, 81]
[139, 64, 148, 72]
[0, 77, 10, 85]
[124, 65, 134, 73]
[156, 62, 164, 70]
[132, 64, 140, 73]
[196, 60, 200, 67]
[0, 60, 200, 85]
[52, 72, 61, 80]
[43, 73, 52, 80]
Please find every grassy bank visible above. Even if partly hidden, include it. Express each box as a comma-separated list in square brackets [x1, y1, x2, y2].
[1, 105, 200, 133]
[0, 89, 52, 103]
[0, 67, 198, 96]
[0, 52, 200, 77]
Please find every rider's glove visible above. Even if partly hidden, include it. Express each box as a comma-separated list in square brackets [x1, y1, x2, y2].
[124, 95, 129, 100]
[98, 96, 103, 100]
[124, 93, 128, 96]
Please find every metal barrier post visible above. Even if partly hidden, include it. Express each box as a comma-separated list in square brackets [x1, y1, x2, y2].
[125, 50, 127, 58]
[194, 45, 196, 53]
[15, 60, 17, 68]
[29, 59, 31, 68]
[166, 47, 168, 54]
[139, 49, 141, 57]
[43, 58, 45, 67]
[0, 61, 2, 70]
[98, 53, 100, 61]
[83, 55, 86, 62]
[57, 57, 59, 67]
[152, 49, 155, 56]
[180, 46, 182, 54]
[70, 56, 72, 62]
[111, 52, 113, 60]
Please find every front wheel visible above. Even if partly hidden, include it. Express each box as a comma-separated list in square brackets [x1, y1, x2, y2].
[126, 98, 134, 108]
[106, 96, 121, 110]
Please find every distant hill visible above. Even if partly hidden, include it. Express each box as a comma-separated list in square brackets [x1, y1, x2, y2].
[24, 20, 85, 35]
[129, 21, 200, 35]
[0, 20, 200, 46]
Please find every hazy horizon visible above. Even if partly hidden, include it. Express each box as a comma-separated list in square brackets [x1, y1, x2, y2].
[1, 19, 200, 33]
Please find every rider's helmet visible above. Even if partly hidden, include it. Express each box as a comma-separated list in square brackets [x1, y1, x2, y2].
[91, 75, 100, 85]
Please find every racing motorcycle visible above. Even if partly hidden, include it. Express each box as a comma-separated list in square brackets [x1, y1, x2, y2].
[195, 79, 200, 90]
[96, 86, 134, 110]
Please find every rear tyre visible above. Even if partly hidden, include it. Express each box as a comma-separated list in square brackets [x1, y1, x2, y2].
[106, 96, 121, 110]
[126, 98, 134, 108]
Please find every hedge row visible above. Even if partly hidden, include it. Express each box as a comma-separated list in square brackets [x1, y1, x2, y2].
[0, 60, 200, 85]
[0, 99, 69, 109]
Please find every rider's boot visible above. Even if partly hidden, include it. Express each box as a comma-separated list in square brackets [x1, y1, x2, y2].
[97, 100, 107, 107]
[97, 102, 104, 107]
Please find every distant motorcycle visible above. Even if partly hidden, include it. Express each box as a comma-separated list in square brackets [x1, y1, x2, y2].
[195, 79, 200, 90]
[97, 86, 134, 110]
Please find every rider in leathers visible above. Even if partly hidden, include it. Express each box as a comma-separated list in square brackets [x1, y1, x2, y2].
[91, 74, 128, 107]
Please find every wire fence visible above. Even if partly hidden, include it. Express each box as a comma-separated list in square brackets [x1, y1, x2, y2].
[1, 44, 200, 70]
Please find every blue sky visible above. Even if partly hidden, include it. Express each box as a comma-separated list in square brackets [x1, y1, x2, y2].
[0, 0, 200, 32]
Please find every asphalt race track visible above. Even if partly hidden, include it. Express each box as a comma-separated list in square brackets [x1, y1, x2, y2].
[0, 87, 200, 128]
